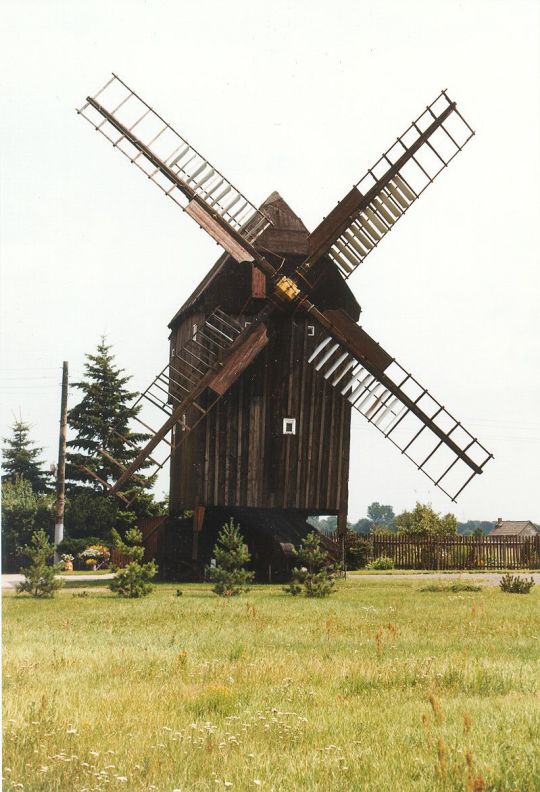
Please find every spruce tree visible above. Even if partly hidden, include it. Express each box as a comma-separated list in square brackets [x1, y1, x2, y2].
[66, 339, 157, 538]
[2, 419, 50, 492]
[67, 338, 150, 496]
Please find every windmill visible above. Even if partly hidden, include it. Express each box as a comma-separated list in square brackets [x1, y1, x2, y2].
[77, 75, 492, 578]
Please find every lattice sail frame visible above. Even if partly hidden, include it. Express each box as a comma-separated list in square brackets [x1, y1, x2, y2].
[77, 74, 272, 244]
[325, 91, 474, 277]
[308, 330, 492, 501]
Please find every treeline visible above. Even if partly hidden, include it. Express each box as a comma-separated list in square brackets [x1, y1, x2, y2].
[309, 502, 498, 537]
[1, 339, 165, 572]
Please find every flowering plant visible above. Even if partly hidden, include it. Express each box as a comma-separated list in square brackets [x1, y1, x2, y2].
[61, 554, 75, 562]
[78, 544, 111, 569]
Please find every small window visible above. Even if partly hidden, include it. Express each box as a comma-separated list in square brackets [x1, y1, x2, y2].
[307, 325, 315, 336]
[283, 418, 296, 435]
[245, 320, 252, 327]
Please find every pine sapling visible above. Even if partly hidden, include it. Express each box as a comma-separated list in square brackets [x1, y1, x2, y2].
[285, 532, 338, 598]
[207, 518, 254, 597]
[109, 526, 157, 598]
[17, 530, 63, 598]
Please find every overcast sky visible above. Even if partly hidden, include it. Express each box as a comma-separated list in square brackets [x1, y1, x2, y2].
[1, 0, 539, 523]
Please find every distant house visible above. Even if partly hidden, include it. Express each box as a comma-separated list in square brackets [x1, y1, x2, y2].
[489, 518, 538, 538]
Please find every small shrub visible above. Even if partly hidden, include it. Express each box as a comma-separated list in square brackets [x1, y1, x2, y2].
[344, 530, 372, 569]
[366, 556, 395, 571]
[16, 530, 64, 598]
[109, 527, 157, 598]
[110, 560, 158, 598]
[206, 518, 254, 597]
[284, 532, 338, 598]
[499, 573, 535, 594]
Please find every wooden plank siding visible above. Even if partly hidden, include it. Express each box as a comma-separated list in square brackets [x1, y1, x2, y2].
[169, 313, 351, 515]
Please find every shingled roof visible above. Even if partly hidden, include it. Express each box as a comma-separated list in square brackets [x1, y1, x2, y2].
[489, 520, 538, 536]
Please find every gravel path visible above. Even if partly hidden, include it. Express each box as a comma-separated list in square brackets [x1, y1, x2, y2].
[2, 573, 115, 590]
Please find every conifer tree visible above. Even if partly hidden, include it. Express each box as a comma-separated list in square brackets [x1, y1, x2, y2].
[65, 339, 159, 539]
[285, 532, 338, 598]
[2, 419, 50, 492]
[67, 338, 149, 491]
[17, 529, 63, 598]
[207, 519, 254, 597]
[109, 527, 157, 598]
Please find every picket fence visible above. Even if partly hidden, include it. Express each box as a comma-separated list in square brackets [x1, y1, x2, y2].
[362, 534, 540, 570]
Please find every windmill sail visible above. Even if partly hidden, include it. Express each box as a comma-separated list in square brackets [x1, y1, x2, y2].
[305, 91, 474, 278]
[109, 308, 271, 494]
[77, 75, 272, 259]
[306, 310, 492, 501]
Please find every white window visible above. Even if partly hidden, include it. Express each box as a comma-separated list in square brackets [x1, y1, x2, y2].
[283, 418, 296, 435]
[245, 320, 252, 327]
[192, 323, 198, 342]
[307, 325, 315, 336]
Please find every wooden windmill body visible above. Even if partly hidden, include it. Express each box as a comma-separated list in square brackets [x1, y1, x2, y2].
[77, 77, 493, 579]
[166, 193, 359, 576]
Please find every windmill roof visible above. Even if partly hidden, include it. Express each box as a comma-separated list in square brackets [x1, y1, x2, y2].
[254, 191, 310, 254]
[489, 520, 538, 536]
[168, 192, 360, 328]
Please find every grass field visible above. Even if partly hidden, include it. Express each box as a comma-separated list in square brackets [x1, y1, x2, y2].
[3, 578, 539, 791]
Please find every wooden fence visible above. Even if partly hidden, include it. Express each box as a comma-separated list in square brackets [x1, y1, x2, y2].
[369, 535, 540, 570]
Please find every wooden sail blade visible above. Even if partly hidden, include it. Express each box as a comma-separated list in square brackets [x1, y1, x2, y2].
[304, 307, 492, 501]
[303, 90, 474, 278]
[77, 74, 272, 261]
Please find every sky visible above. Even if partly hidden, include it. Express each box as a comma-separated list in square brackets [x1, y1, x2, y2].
[1, 0, 539, 523]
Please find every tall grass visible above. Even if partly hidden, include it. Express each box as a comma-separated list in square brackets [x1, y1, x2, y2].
[3, 578, 539, 791]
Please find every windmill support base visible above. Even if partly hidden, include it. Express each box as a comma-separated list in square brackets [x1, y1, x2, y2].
[155, 507, 341, 582]
[338, 510, 348, 577]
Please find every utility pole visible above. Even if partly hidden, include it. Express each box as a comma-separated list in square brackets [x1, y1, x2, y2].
[54, 361, 68, 562]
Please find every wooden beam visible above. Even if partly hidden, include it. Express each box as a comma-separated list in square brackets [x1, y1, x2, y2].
[307, 186, 363, 261]
[323, 309, 393, 372]
[186, 200, 254, 263]
[251, 264, 267, 298]
[208, 324, 268, 396]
